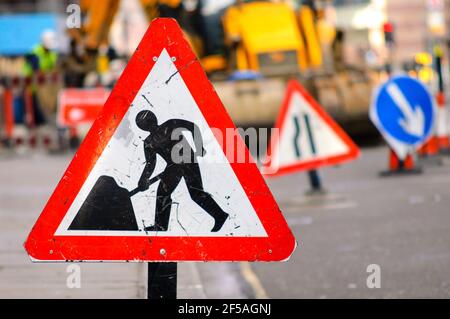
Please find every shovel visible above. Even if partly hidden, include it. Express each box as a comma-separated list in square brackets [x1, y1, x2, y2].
[69, 173, 162, 231]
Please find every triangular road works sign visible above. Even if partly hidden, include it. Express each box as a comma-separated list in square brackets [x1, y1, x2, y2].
[262, 80, 359, 177]
[24, 19, 296, 262]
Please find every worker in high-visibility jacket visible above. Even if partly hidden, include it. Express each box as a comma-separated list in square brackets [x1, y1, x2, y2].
[23, 29, 59, 126]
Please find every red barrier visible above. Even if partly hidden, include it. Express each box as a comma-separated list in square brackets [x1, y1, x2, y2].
[1, 73, 62, 151]
[3, 88, 14, 141]
[58, 88, 110, 150]
[57, 88, 110, 127]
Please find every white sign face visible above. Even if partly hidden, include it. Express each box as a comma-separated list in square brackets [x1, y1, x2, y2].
[273, 91, 349, 168]
[56, 49, 267, 238]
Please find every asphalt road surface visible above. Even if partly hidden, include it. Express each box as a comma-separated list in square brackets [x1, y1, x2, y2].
[1, 145, 449, 298]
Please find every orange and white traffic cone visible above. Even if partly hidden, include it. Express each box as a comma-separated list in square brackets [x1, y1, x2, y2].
[417, 134, 439, 157]
[433, 45, 450, 154]
[436, 92, 450, 153]
[381, 149, 422, 176]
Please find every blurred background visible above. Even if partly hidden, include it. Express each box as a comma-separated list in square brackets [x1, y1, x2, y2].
[0, 0, 448, 146]
[1, 0, 450, 299]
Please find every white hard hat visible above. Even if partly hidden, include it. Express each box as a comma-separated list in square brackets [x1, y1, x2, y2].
[41, 29, 57, 50]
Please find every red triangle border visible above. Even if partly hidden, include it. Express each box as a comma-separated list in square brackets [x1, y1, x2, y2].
[24, 19, 296, 262]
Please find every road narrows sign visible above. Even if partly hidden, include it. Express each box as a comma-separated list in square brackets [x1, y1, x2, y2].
[24, 19, 296, 262]
[262, 80, 360, 177]
[370, 75, 436, 160]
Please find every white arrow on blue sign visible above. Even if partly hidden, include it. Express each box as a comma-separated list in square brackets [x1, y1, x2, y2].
[370, 75, 436, 160]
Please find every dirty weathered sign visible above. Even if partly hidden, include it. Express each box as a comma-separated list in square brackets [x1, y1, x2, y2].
[24, 19, 296, 262]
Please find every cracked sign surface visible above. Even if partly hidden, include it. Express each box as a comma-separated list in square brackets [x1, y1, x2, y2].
[263, 80, 360, 177]
[24, 19, 296, 262]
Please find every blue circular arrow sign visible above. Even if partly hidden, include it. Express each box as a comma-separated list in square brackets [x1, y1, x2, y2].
[370, 75, 436, 158]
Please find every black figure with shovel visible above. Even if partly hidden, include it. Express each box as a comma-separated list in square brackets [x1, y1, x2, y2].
[135, 110, 229, 232]
[69, 110, 228, 233]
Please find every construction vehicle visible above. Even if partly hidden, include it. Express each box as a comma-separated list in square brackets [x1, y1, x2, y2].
[69, 0, 376, 135]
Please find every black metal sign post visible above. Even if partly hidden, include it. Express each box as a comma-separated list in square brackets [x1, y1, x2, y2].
[307, 170, 324, 194]
[147, 262, 177, 299]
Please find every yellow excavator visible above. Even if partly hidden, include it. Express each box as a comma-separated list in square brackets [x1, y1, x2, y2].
[69, 0, 375, 134]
